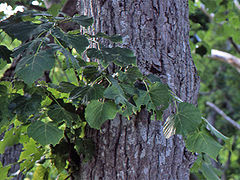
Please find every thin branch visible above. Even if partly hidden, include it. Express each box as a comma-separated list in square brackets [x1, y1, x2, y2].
[229, 37, 240, 54]
[206, 101, 240, 130]
[210, 49, 240, 73]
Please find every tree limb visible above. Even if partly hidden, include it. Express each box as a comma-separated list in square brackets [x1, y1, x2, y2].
[206, 101, 240, 130]
[210, 49, 240, 73]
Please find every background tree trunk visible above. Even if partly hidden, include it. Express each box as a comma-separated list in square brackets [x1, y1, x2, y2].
[75, 0, 200, 179]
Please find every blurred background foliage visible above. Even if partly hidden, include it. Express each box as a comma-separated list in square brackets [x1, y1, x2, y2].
[189, 0, 240, 179]
[0, 0, 239, 179]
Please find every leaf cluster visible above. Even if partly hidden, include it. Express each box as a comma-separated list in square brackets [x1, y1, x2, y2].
[0, 7, 230, 179]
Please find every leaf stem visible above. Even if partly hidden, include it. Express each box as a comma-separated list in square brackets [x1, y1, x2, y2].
[143, 80, 149, 91]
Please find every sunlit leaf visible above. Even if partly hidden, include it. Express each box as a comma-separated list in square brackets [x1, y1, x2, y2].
[19, 138, 44, 172]
[163, 115, 176, 139]
[0, 162, 11, 179]
[32, 165, 49, 180]
[0, 127, 21, 154]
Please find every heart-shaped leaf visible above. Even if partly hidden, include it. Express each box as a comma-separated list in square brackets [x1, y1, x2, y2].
[85, 100, 117, 129]
[27, 121, 64, 146]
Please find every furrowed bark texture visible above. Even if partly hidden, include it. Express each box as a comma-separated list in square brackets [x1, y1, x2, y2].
[76, 0, 200, 180]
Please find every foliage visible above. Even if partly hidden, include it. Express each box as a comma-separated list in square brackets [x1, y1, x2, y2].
[189, 0, 240, 179]
[0, 1, 232, 179]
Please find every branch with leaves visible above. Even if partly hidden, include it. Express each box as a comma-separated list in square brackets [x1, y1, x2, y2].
[0, 9, 231, 180]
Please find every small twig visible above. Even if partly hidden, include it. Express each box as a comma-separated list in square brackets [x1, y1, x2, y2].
[228, 37, 240, 54]
[206, 101, 240, 130]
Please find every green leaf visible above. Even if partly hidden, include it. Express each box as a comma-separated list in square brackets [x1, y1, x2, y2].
[0, 20, 39, 41]
[86, 47, 136, 66]
[0, 45, 12, 63]
[146, 74, 162, 83]
[0, 127, 21, 154]
[27, 121, 64, 146]
[9, 94, 42, 122]
[70, 84, 104, 103]
[104, 82, 135, 117]
[47, 104, 79, 126]
[200, 162, 221, 180]
[135, 82, 170, 111]
[61, 47, 80, 69]
[203, 117, 228, 141]
[50, 81, 77, 93]
[173, 102, 202, 136]
[0, 85, 7, 95]
[75, 138, 95, 162]
[71, 15, 93, 28]
[85, 100, 118, 129]
[0, 96, 14, 132]
[50, 140, 69, 172]
[47, 0, 67, 16]
[32, 165, 49, 180]
[0, 162, 11, 179]
[0, 58, 7, 70]
[104, 84, 127, 105]
[86, 48, 102, 59]
[67, 34, 89, 54]
[82, 66, 100, 81]
[93, 32, 122, 43]
[15, 49, 55, 85]
[186, 130, 222, 160]
[52, 28, 89, 54]
[19, 138, 44, 172]
[103, 47, 136, 66]
[118, 66, 143, 83]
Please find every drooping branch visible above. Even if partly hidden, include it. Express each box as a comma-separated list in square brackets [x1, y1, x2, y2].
[210, 49, 240, 73]
[206, 101, 240, 130]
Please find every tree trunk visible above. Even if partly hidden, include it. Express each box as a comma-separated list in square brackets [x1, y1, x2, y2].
[75, 0, 200, 179]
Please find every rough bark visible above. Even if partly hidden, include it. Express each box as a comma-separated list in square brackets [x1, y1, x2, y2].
[75, 0, 200, 179]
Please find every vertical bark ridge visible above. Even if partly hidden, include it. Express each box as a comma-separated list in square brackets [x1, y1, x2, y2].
[76, 0, 200, 179]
